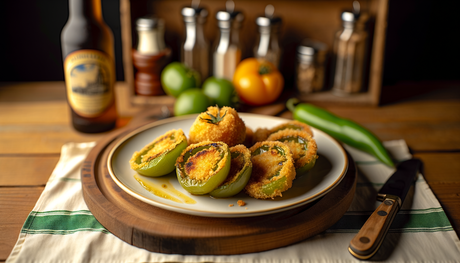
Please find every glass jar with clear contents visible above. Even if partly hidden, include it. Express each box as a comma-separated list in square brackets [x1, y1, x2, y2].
[212, 1, 244, 80]
[332, 1, 369, 96]
[253, 5, 282, 69]
[181, 4, 210, 80]
[296, 39, 328, 95]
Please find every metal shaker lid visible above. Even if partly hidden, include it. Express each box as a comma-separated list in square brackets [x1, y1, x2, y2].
[136, 16, 163, 31]
[216, 10, 244, 22]
[256, 5, 282, 27]
[341, 1, 364, 23]
[297, 39, 327, 63]
[182, 6, 208, 23]
[216, 1, 244, 28]
[298, 39, 327, 54]
[341, 11, 360, 23]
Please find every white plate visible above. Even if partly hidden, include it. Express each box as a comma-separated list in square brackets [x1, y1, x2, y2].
[107, 113, 348, 218]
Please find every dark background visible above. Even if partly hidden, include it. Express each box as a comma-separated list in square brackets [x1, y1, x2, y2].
[0, 0, 459, 90]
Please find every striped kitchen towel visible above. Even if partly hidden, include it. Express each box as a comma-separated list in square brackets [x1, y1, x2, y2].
[7, 140, 460, 262]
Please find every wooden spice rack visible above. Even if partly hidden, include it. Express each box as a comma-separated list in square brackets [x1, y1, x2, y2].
[117, 0, 388, 115]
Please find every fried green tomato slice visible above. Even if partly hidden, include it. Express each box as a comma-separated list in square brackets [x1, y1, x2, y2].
[252, 120, 314, 145]
[188, 106, 246, 147]
[210, 144, 253, 198]
[267, 129, 318, 175]
[270, 120, 314, 137]
[245, 141, 296, 199]
[176, 141, 231, 195]
[130, 129, 188, 177]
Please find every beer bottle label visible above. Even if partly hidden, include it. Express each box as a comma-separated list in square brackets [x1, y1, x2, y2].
[64, 49, 115, 117]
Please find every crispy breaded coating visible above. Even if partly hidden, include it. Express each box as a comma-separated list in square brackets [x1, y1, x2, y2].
[176, 141, 229, 180]
[244, 127, 254, 148]
[245, 141, 296, 199]
[270, 120, 314, 137]
[252, 128, 271, 145]
[189, 106, 246, 147]
[252, 120, 314, 146]
[129, 129, 186, 171]
[266, 129, 318, 172]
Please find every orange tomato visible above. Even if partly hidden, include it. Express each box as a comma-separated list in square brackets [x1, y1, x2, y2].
[232, 58, 284, 106]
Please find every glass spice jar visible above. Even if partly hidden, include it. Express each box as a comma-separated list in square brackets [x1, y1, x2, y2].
[212, 0, 244, 80]
[181, 3, 210, 80]
[331, 1, 369, 96]
[296, 39, 328, 95]
[253, 4, 282, 69]
[132, 16, 171, 96]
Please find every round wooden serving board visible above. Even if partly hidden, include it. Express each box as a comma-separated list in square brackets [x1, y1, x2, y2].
[81, 120, 357, 255]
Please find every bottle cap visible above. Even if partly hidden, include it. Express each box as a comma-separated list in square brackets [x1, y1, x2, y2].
[182, 6, 208, 23]
[216, 1, 244, 29]
[341, 11, 359, 23]
[216, 10, 244, 21]
[297, 39, 327, 63]
[255, 5, 282, 27]
[136, 16, 163, 31]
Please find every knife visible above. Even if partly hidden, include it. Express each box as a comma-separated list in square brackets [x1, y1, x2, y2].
[348, 158, 423, 260]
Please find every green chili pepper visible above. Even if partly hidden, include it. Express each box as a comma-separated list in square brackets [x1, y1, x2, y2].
[210, 145, 252, 198]
[130, 129, 188, 177]
[176, 141, 231, 195]
[286, 98, 394, 167]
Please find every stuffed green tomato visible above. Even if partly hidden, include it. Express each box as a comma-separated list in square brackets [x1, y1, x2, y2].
[287, 98, 394, 167]
[176, 141, 231, 195]
[129, 129, 188, 177]
[210, 144, 252, 198]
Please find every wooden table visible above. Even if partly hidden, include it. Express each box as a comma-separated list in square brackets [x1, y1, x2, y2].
[1, 81, 459, 262]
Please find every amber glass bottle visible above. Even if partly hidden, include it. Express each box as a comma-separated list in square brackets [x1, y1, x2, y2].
[61, 0, 117, 133]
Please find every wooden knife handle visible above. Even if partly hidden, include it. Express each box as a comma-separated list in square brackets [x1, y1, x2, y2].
[348, 196, 400, 260]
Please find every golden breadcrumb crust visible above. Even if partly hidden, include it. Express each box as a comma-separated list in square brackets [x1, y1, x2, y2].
[189, 106, 246, 147]
[176, 141, 229, 182]
[221, 144, 252, 185]
[267, 129, 318, 169]
[252, 128, 271, 145]
[266, 129, 318, 170]
[129, 129, 186, 170]
[245, 141, 296, 199]
[252, 120, 314, 145]
[243, 127, 254, 148]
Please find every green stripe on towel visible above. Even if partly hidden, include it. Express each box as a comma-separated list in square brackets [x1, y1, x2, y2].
[20, 208, 453, 236]
[328, 208, 453, 233]
[21, 210, 109, 235]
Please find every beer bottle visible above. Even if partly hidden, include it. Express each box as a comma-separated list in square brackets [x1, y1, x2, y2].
[61, 0, 118, 133]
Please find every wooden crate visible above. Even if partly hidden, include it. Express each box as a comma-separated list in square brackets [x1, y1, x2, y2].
[118, 0, 388, 114]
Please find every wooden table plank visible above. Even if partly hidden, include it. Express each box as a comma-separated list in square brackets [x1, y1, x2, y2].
[416, 153, 460, 183]
[279, 99, 460, 151]
[0, 101, 69, 125]
[0, 156, 59, 186]
[0, 125, 104, 154]
[0, 187, 45, 261]
[0, 82, 66, 102]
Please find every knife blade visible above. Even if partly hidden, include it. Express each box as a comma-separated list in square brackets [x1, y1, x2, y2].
[348, 158, 423, 260]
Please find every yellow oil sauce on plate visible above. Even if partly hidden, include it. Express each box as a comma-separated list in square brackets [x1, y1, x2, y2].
[134, 174, 196, 204]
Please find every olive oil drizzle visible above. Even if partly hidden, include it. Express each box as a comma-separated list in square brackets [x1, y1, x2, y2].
[134, 174, 196, 204]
